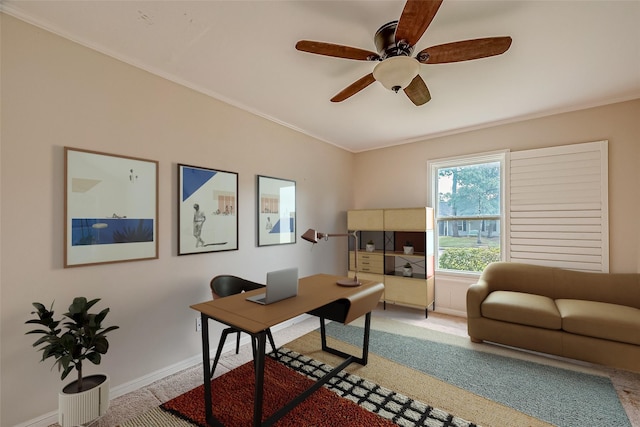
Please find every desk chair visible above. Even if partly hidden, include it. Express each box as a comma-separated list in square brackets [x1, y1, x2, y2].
[209, 275, 278, 376]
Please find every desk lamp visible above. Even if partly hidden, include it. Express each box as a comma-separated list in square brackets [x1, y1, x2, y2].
[301, 229, 360, 286]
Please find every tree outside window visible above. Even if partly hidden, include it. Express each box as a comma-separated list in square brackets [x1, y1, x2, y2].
[433, 157, 503, 272]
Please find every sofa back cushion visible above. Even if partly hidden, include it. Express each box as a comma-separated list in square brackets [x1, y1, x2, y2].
[553, 269, 640, 309]
[481, 262, 556, 297]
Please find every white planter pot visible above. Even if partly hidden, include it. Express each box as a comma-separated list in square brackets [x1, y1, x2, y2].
[59, 374, 110, 427]
[403, 267, 413, 277]
[366, 244, 375, 252]
[403, 246, 414, 255]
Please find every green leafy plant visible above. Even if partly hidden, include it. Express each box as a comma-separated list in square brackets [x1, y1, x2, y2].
[404, 241, 413, 247]
[25, 297, 119, 392]
[404, 262, 412, 268]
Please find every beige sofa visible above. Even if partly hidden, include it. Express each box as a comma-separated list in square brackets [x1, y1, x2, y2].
[467, 261, 640, 372]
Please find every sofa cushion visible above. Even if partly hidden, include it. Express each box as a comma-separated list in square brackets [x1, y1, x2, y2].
[555, 299, 640, 346]
[481, 291, 561, 330]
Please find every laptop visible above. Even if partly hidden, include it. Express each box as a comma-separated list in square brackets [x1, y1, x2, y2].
[246, 267, 299, 305]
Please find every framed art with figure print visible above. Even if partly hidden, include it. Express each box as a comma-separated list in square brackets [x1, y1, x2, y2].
[178, 164, 238, 255]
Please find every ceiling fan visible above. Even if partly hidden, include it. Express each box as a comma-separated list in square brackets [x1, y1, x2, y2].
[295, 0, 512, 106]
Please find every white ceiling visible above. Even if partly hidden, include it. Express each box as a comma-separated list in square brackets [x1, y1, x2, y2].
[3, 1, 640, 152]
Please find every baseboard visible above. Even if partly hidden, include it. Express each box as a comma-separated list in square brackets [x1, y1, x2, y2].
[13, 410, 58, 427]
[111, 355, 203, 400]
[18, 314, 311, 427]
[433, 307, 468, 318]
[111, 315, 309, 398]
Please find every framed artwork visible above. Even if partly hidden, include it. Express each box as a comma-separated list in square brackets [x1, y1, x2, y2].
[257, 175, 296, 246]
[178, 164, 238, 255]
[64, 147, 158, 268]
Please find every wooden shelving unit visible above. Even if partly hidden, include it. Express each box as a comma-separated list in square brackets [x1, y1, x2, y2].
[347, 207, 435, 317]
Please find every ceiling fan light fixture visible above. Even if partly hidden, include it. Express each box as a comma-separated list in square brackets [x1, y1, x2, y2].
[373, 56, 420, 92]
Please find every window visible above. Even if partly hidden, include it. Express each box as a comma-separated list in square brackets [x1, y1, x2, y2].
[429, 141, 608, 274]
[429, 152, 506, 273]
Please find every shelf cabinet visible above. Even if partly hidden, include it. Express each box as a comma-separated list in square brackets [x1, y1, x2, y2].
[348, 207, 435, 317]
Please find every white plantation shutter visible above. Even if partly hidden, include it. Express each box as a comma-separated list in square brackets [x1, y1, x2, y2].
[508, 141, 609, 272]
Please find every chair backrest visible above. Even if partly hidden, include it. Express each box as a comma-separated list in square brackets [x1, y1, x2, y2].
[210, 275, 265, 299]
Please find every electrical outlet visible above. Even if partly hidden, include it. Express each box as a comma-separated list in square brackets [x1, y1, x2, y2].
[195, 317, 202, 332]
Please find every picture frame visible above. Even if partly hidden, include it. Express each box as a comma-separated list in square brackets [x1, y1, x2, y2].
[64, 147, 159, 267]
[178, 164, 238, 255]
[257, 175, 296, 246]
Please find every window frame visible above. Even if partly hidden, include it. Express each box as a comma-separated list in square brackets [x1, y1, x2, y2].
[428, 150, 509, 274]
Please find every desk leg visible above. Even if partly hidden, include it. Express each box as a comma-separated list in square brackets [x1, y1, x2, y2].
[320, 312, 372, 366]
[253, 331, 266, 427]
[263, 313, 372, 426]
[200, 313, 215, 426]
[361, 311, 371, 365]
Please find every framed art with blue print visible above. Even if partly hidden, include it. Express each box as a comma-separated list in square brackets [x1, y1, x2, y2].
[178, 164, 238, 255]
[64, 147, 158, 267]
[257, 175, 296, 246]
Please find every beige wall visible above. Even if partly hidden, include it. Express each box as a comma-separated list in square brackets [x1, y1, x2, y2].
[1, 15, 353, 426]
[353, 99, 640, 274]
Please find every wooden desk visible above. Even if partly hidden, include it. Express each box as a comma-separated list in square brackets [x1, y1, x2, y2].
[191, 274, 384, 427]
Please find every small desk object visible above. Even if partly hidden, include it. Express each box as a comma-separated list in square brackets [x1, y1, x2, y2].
[191, 273, 384, 427]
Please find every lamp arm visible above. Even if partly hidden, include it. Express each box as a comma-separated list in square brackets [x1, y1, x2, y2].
[321, 233, 350, 239]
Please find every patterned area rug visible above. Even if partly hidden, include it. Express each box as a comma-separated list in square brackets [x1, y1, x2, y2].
[157, 348, 476, 427]
[321, 321, 631, 427]
[274, 348, 477, 427]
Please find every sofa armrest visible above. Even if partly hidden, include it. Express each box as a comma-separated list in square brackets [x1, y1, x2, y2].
[467, 279, 490, 318]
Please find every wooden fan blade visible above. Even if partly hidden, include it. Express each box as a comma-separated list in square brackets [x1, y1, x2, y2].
[395, 0, 443, 47]
[403, 75, 431, 106]
[417, 37, 512, 64]
[296, 40, 380, 61]
[331, 74, 376, 102]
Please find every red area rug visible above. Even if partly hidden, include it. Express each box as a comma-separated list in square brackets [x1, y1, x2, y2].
[160, 356, 396, 427]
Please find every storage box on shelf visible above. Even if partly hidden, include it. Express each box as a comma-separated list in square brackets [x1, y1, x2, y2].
[347, 207, 435, 317]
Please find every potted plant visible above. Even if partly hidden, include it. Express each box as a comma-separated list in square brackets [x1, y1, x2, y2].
[366, 240, 375, 252]
[26, 297, 119, 427]
[403, 262, 413, 277]
[403, 241, 414, 255]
